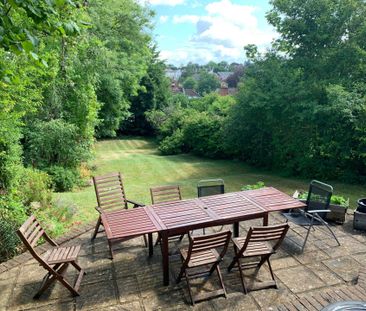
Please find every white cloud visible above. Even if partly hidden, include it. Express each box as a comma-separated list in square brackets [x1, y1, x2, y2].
[173, 15, 200, 24]
[159, 15, 169, 23]
[160, 0, 277, 64]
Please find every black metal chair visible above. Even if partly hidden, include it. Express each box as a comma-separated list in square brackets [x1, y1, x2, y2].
[197, 179, 225, 234]
[197, 179, 225, 198]
[282, 180, 340, 252]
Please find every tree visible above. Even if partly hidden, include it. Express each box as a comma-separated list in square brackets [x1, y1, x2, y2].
[182, 77, 197, 90]
[90, 0, 154, 137]
[197, 72, 220, 95]
[224, 0, 366, 182]
[226, 65, 245, 88]
[127, 47, 170, 135]
[267, 0, 366, 86]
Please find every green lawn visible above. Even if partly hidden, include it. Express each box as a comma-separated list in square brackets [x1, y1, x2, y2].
[55, 137, 365, 225]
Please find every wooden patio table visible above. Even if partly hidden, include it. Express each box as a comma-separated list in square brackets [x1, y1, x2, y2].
[101, 187, 306, 285]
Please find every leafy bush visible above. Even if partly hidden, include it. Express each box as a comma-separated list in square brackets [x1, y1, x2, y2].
[18, 168, 53, 208]
[0, 196, 27, 262]
[241, 181, 265, 191]
[159, 129, 184, 155]
[35, 198, 77, 237]
[24, 119, 90, 169]
[298, 192, 349, 207]
[47, 166, 80, 192]
[183, 113, 223, 157]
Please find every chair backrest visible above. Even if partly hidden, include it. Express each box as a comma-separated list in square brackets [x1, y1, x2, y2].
[197, 179, 225, 198]
[150, 185, 182, 204]
[305, 180, 333, 213]
[240, 224, 289, 255]
[93, 172, 128, 211]
[17, 215, 57, 267]
[187, 231, 232, 261]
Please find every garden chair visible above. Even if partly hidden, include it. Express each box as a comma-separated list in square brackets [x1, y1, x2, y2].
[197, 179, 225, 233]
[177, 231, 232, 305]
[282, 180, 340, 252]
[227, 224, 289, 294]
[91, 172, 147, 246]
[17, 215, 85, 299]
[150, 185, 184, 245]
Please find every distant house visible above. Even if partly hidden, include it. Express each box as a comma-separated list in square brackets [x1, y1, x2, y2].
[165, 69, 182, 82]
[171, 81, 183, 94]
[183, 88, 200, 99]
[217, 86, 237, 96]
[216, 71, 233, 82]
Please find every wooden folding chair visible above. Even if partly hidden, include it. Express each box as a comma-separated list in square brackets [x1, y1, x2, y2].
[227, 224, 289, 294]
[91, 172, 147, 246]
[177, 231, 232, 305]
[150, 185, 184, 245]
[17, 215, 85, 299]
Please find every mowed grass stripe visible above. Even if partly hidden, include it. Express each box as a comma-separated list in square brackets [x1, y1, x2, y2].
[55, 137, 365, 227]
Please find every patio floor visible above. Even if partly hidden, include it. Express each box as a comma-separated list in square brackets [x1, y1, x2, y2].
[1, 212, 366, 311]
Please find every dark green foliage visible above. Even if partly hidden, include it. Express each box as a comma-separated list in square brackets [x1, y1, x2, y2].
[47, 166, 79, 192]
[159, 129, 185, 155]
[182, 77, 197, 90]
[24, 119, 90, 169]
[224, 0, 366, 183]
[197, 72, 221, 96]
[127, 47, 170, 135]
[148, 93, 235, 158]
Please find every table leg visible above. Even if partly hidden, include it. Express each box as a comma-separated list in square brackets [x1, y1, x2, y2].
[263, 213, 269, 226]
[162, 231, 169, 285]
[108, 240, 114, 260]
[148, 233, 153, 257]
[233, 222, 239, 237]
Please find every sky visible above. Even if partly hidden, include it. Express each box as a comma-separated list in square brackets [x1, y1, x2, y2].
[140, 0, 277, 66]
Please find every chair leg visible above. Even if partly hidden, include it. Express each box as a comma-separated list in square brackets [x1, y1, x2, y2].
[302, 224, 313, 252]
[185, 270, 195, 305]
[228, 246, 239, 272]
[266, 258, 277, 288]
[216, 266, 227, 298]
[319, 219, 341, 246]
[34, 263, 68, 299]
[237, 258, 248, 294]
[91, 216, 102, 240]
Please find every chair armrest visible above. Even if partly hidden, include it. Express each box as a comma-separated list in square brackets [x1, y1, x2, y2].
[95, 206, 103, 214]
[306, 209, 331, 214]
[126, 199, 145, 208]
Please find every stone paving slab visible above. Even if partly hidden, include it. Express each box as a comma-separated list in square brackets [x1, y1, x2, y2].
[1, 213, 366, 310]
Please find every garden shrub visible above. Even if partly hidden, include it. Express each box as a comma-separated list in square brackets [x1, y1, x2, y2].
[34, 198, 77, 237]
[159, 129, 184, 155]
[0, 196, 27, 262]
[47, 166, 80, 192]
[18, 168, 53, 208]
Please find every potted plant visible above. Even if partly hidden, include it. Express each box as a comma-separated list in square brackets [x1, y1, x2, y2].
[326, 195, 349, 224]
[297, 192, 349, 224]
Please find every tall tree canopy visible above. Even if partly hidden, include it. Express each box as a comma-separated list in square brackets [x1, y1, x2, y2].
[224, 0, 366, 182]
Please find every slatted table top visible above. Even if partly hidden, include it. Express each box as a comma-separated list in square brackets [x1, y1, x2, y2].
[101, 188, 306, 240]
[243, 187, 306, 212]
[101, 207, 162, 241]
